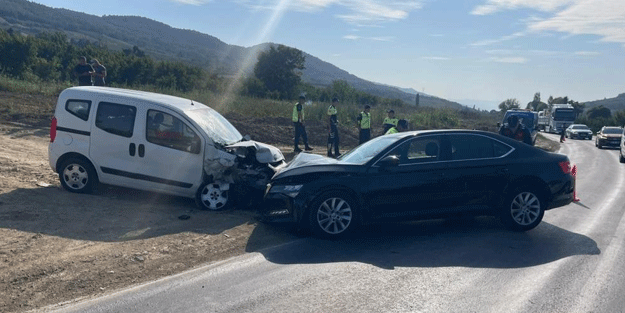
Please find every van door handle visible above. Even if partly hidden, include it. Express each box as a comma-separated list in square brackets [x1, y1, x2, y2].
[138, 144, 145, 157]
[129, 143, 136, 156]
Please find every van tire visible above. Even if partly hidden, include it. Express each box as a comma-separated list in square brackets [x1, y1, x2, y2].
[196, 182, 232, 211]
[59, 157, 97, 193]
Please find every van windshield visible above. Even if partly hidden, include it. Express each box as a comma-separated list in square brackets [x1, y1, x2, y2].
[186, 108, 242, 145]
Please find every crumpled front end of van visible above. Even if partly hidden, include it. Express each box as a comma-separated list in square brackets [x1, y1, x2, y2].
[202, 140, 286, 207]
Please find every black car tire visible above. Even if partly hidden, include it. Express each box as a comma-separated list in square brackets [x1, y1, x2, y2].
[598, 142, 602, 149]
[196, 182, 232, 211]
[620, 150, 625, 163]
[59, 157, 98, 193]
[308, 191, 358, 239]
[500, 188, 545, 231]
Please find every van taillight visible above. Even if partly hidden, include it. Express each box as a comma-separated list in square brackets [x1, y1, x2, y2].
[558, 160, 571, 174]
[50, 116, 57, 142]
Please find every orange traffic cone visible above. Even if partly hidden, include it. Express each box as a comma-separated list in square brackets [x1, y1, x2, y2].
[572, 164, 580, 202]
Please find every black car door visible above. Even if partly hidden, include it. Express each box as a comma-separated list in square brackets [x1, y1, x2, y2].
[440, 134, 514, 210]
[364, 135, 455, 219]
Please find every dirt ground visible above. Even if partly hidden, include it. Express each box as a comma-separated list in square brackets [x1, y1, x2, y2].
[0, 91, 559, 313]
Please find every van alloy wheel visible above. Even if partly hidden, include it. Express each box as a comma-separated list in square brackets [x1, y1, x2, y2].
[197, 182, 231, 211]
[59, 157, 97, 193]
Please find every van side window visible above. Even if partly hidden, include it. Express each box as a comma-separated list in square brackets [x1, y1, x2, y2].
[95, 102, 136, 138]
[146, 110, 201, 154]
[65, 100, 91, 121]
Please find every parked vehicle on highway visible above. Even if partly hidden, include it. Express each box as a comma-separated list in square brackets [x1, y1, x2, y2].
[49, 87, 285, 210]
[620, 128, 625, 163]
[547, 104, 576, 134]
[565, 124, 593, 140]
[499, 109, 538, 145]
[261, 130, 575, 238]
[595, 126, 623, 149]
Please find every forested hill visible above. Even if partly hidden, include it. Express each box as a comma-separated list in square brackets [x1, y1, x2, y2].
[0, 0, 464, 109]
[584, 93, 625, 112]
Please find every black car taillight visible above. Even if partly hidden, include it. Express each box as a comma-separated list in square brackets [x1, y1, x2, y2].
[50, 116, 57, 142]
[558, 160, 571, 174]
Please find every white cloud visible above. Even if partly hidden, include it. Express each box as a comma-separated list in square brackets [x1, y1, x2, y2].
[235, 0, 423, 24]
[471, 0, 574, 15]
[343, 35, 361, 40]
[490, 57, 528, 63]
[471, 32, 525, 46]
[575, 51, 600, 56]
[422, 56, 450, 60]
[472, 1, 625, 45]
[370, 36, 394, 41]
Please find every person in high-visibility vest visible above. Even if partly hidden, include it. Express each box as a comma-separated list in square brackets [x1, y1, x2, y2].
[356, 105, 371, 144]
[327, 97, 340, 157]
[382, 109, 399, 134]
[292, 95, 313, 152]
[385, 119, 408, 135]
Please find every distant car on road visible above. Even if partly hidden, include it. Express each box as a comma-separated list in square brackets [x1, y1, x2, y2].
[261, 130, 575, 238]
[620, 128, 625, 163]
[565, 124, 593, 140]
[595, 126, 623, 149]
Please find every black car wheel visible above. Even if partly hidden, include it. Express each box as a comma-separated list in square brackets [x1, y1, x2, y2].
[620, 149, 625, 163]
[309, 191, 357, 238]
[501, 188, 545, 231]
[59, 157, 98, 193]
[196, 182, 232, 211]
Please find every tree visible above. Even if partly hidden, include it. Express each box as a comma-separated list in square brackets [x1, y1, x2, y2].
[526, 92, 545, 111]
[415, 93, 420, 107]
[586, 105, 611, 119]
[568, 100, 585, 119]
[498, 98, 520, 111]
[254, 44, 305, 100]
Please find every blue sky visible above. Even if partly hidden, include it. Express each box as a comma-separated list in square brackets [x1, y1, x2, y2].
[32, 0, 625, 110]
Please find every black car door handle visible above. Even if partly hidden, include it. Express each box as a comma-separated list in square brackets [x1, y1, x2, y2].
[129, 143, 136, 156]
[138, 144, 145, 157]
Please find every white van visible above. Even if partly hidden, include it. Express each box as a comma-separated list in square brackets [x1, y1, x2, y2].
[49, 87, 285, 210]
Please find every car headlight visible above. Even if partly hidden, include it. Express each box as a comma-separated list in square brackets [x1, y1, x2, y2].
[268, 184, 303, 198]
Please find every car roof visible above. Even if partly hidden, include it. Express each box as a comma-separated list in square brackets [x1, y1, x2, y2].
[59, 87, 208, 113]
[404, 129, 499, 137]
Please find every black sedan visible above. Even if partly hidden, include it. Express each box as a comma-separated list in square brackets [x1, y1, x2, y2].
[261, 130, 575, 238]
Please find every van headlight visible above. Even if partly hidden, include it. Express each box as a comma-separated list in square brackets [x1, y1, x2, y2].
[268, 184, 303, 198]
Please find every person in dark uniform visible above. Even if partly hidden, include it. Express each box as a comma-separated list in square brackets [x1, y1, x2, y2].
[560, 124, 567, 143]
[292, 95, 313, 152]
[357, 105, 372, 144]
[73, 56, 94, 86]
[91, 59, 107, 86]
[499, 115, 532, 145]
[327, 97, 340, 157]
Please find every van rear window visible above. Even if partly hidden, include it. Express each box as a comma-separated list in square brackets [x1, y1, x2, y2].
[65, 100, 91, 121]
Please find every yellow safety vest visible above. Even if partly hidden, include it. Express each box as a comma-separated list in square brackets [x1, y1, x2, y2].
[383, 117, 398, 127]
[327, 105, 337, 116]
[359, 112, 371, 129]
[386, 127, 398, 135]
[292, 102, 303, 123]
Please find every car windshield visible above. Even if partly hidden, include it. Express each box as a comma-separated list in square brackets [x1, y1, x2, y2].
[572, 125, 589, 130]
[339, 136, 402, 165]
[603, 128, 623, 134]
[186, 107, 242, 145]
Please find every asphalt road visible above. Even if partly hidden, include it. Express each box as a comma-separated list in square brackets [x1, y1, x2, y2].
[45, 134, 625, 313]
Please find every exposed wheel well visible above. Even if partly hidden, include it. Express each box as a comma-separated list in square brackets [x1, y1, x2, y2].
[501, 177, 550, 207]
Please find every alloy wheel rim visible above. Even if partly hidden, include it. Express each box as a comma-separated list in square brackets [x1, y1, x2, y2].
[510, 192, 541, 225]
[63, 163, 88, 190]
[201, 184, 227, 210]
[317, 197, 352, 235]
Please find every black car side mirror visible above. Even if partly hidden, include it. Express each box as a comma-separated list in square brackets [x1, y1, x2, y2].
[378, 155, 400, 168]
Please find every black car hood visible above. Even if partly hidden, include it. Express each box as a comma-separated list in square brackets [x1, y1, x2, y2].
[274, 153, 345, 179]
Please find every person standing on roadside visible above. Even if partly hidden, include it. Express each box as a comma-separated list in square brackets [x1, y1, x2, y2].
[73, 56, 94, 86]
[382, 109, 399, 134]
[560, 124, 567, 143]
[357, 105, 372, 145]
[292, 95, 313, 153]
[91, 59, 107, 86]
[327, 97, 340, 158]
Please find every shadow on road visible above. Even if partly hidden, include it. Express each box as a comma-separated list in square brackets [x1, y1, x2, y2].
[250, 217, 600, 270]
